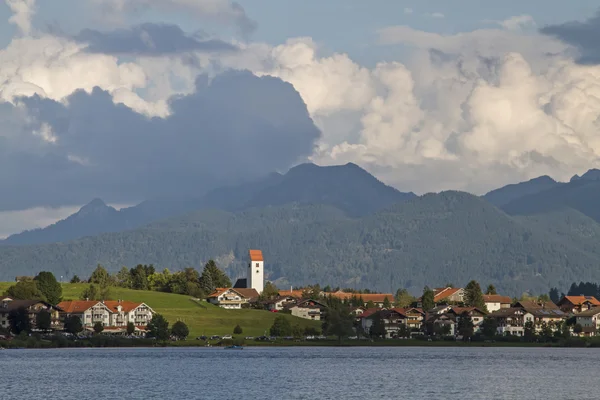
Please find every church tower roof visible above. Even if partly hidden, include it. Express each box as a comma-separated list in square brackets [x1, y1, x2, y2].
[249, 249, 264, 262]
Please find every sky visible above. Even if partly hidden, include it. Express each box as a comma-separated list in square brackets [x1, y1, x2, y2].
[1, 0, 600, 237]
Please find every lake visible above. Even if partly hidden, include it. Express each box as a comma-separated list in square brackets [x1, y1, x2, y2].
[0, 346, 596, 399]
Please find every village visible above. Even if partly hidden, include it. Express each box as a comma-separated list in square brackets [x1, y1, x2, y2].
[1, 249, 600, 343]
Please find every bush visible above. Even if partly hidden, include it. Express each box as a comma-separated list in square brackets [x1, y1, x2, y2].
[171, 321, 189, 340]
[233, 324, 243, 335]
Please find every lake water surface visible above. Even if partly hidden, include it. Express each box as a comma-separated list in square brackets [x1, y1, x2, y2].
[1, 346, 596, 399]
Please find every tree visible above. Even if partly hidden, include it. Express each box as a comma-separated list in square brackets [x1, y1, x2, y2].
[397, 324, 410, 338]
[301, 284, 321, 300]
[64, 315, 83, 335]
[89, 264, 111, 287]
[485, 284, 497, 295]
[481, 318, 498, 337]
[130, 265, 149, 290]
[457, 312, 474, 339]
[464, 280, 486, 310]
[538, 294, 551, 303]
[573, 323, 583, 335]
[233, 324, 243, 334]
[8, 307, 31, 334]
[4, 280, 45, 301]
[365, 300, 376, 309]
[540, 321, 553, 339]
[369, 312, 386, 339]
[261, 281, 279, 300]
[292, 324, 303, 338]
[70, 275, 81, 284]
[524, 321, 536, 340]
[269, 315, 292, 337]
[93, 322, 104, 334]
[394, 289, 415, 307]
[382, 296, 391, 309]
[200, 260, 231, 293]
[127, 322, 135, 335]
[549, 287, 560, 304]
[561, 321, 571, 338]
[322, 305, 354, 343]
[146, 314, 170, 341]
[171, 321, 189, 340]
[36, 310, 52, 331]
[421, 286, 435, 312]
[34, 271, 62, 305]
[115, 267, 131, 288]
[80, 284, 110, 301]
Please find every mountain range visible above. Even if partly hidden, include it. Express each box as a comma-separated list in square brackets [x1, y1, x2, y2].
[2, 163, 600, 296]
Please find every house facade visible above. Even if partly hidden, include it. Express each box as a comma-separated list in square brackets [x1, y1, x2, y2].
[57, 300, 155, 329]
[483, 295, 512, 312]
[207, 288, 259, 309]
[0, 297, 61, 330]
[266, 296, 296, 311]
[487, 308, 535, 336]
[557, 296, 600, 314]
[288, 299, 327, 321]
[575, 309, 600, 336]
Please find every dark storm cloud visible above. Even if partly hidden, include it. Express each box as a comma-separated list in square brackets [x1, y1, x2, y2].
[75, 23, 237, 56]
[0, 71, 320, 211]
[540, 10, 600, 64]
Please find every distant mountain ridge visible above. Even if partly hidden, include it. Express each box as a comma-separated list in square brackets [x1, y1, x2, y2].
[483, 175, 560, 207]
[1, 163, 415, 245]
[1, 191, 600, 296]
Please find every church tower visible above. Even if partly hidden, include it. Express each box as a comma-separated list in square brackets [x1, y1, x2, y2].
[248, 249, 264, 294]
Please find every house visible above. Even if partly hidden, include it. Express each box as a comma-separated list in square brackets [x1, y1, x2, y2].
[207, 288, 259, 309]
[327, 291, 394, 308]
[278, 289, 304, 298]
[417, 287, 465, 309]
[575, 308, 600, 336]
[288, 299, 327, 321]
[361, 308, 424, 338]
[557, 296, 600, 314]
[433, 287, 465, 303]
[483, 295, 512, 312]
[487, 308, 535, 336]
[0, 297, 61, 330]
[514, 300, 566, 331]
[57, 300, 155, 330]
[446, 306, 487, 333]
[427, 313, 457, 336]
[265, 296, 297, 311]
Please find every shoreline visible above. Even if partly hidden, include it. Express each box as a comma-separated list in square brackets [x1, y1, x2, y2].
[2, 337, 599, 349]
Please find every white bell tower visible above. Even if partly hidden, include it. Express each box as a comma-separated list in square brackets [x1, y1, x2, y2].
[248, 249, 264, 294]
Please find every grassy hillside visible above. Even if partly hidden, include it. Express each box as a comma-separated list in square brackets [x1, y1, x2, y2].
[0, 283, 320, 338]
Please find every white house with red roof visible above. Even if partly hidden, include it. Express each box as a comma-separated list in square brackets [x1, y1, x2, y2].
[58, 300, 154, 330]
[207, 288, 259, 309]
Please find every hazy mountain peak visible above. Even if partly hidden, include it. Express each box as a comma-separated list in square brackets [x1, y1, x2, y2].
[574, 169, 600, 182]
[483, 174, 561, 207]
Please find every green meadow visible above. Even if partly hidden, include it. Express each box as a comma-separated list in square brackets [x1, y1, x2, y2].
[0, 282, 320, 338]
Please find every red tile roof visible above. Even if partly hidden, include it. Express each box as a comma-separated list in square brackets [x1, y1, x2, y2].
[58, 300, 102, 313]
[328, 291, 394, 303]
[561, 296, 600, 306]
[207, 288, 230, 298]
[249, 249, 264, 262]
[433, 287, 462, 302]
[483, 295, 512, 304]
[278, 289, 304, 298]
[103, 301, 144, 313]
